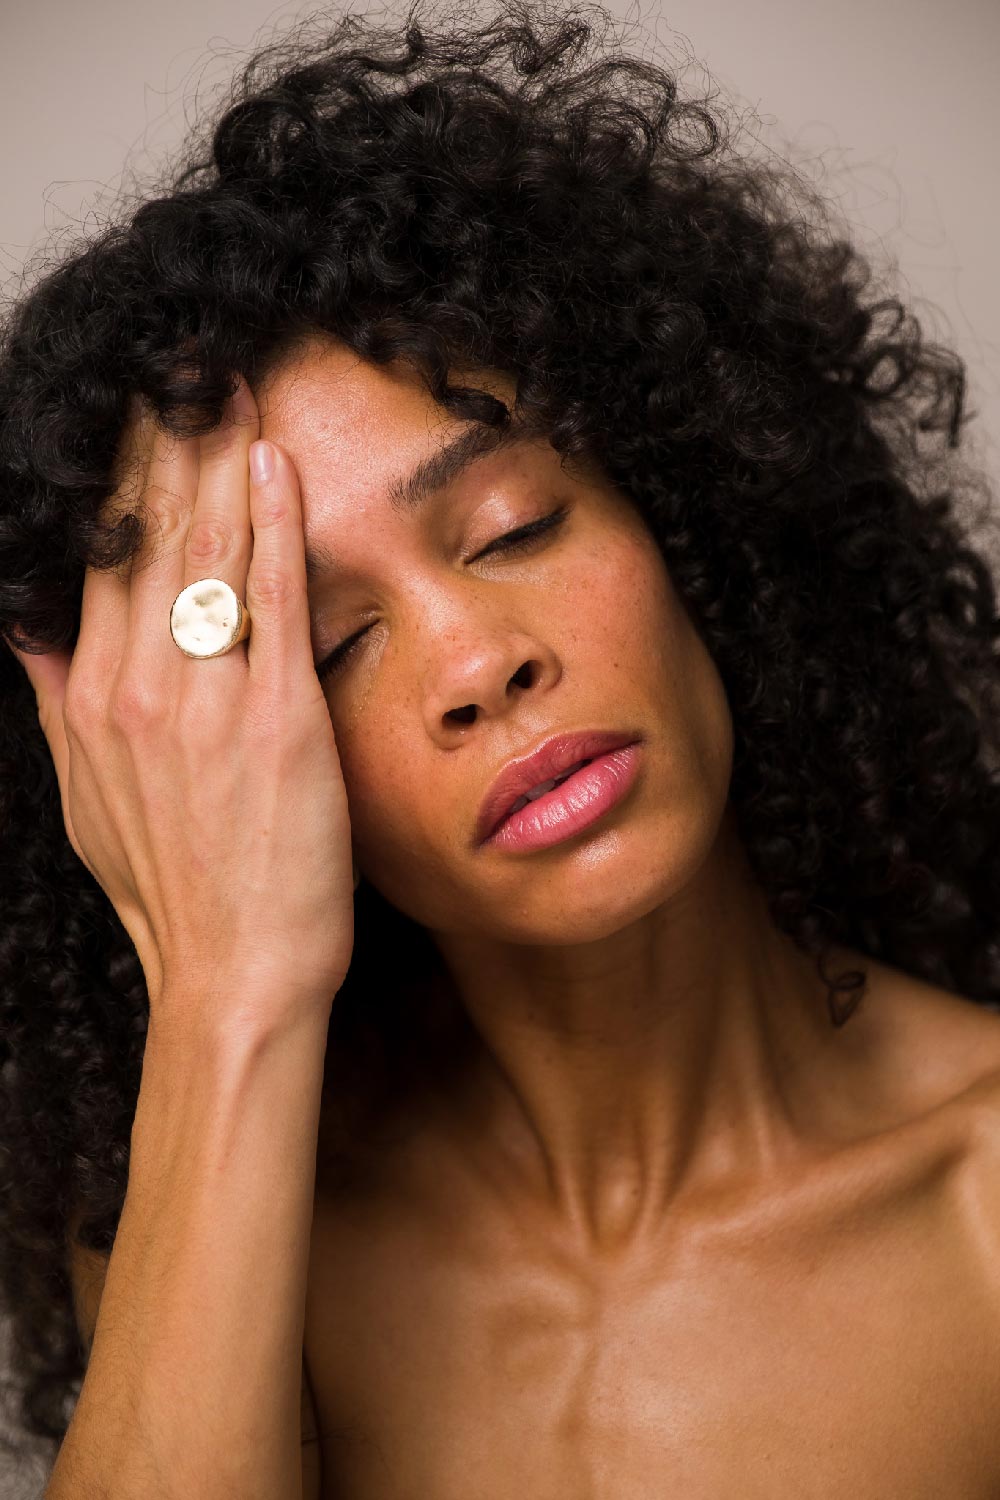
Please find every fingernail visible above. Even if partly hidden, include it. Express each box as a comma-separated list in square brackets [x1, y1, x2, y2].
[249, 440, 274, 485]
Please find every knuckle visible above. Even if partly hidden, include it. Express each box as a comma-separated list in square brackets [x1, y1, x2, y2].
[138, 486, 191, 558]
[62, 678, 100, 734]
[247, 566, 297, 608]
[186, 518, 235, 565]
[252, 496, 291, 529]
[109, 679, 161, 730]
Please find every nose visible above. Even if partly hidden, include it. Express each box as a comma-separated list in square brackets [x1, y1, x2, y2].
[423, 623, 561, 736]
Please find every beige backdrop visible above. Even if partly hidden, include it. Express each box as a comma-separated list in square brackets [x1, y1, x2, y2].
[2, 0, 998, 484]
[1, 0, 998, 1493]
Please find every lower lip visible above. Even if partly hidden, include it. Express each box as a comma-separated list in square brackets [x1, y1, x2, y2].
[483, 743, 642, 853]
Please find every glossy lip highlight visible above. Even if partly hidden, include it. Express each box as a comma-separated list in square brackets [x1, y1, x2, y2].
[475, 728, 642, 846]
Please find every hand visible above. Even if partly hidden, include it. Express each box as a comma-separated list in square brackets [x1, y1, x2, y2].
[7, 378, 355, 1039]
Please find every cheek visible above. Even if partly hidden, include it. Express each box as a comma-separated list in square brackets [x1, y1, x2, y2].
[333, 714, 449, 895]
[335, 733, 409, 847]
[574, 532, 734, 798]
[328, 527, 733, 865]
[558, 530, 679, 667]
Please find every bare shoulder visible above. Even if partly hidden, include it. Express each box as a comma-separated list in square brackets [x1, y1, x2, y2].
[843, 948, 1000, 1123]
[946, 1037, 1000, 1328]
[857, 952, 1000, 1285]
[947, 1011, 1000, 1233]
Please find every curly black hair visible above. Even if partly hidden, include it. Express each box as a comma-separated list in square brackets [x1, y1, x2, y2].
[2, 0, 1000, 1475]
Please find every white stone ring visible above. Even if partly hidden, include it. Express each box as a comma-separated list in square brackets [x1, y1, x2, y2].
[169, 578, 251, 659]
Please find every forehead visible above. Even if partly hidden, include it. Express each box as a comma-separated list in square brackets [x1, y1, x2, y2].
[256, 336, 520, 516]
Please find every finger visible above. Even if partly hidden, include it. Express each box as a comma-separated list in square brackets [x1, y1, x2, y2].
[245, 438, 315, 691]
[181, 374, 258, 598]
[74, 397, 154, 689]
[124, 378, 257, 692]
[120, 401, 200, 694]
[8, 637, 71, 749]
[9, 639, 75, 843]
[15, 398, 153, 861]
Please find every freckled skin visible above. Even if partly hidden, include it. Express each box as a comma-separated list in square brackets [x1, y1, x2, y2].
[258, 337, 1000, 1498]
[259, 339, 732, 944]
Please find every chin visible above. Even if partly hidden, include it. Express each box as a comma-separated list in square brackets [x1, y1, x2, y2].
[489, 869, 669, 946]
[488, 906, 656, 949]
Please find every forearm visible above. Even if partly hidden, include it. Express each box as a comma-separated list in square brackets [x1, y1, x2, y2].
[46, 1001, 331, 1500]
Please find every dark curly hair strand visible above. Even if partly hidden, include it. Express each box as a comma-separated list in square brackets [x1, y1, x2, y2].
[1, 0, 999, 1471]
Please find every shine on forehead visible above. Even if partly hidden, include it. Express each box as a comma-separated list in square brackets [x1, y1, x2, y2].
[303, 416, 532, 581]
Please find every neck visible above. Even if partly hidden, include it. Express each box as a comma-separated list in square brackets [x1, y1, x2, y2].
[428, 812, 870, 1253]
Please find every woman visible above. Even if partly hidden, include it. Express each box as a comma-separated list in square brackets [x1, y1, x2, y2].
[3, 3, 1000, 1494]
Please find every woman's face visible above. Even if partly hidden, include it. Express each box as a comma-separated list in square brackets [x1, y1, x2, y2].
[258, 336, 734, 945]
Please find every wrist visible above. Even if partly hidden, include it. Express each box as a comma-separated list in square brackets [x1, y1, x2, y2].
[144, 982, 333, 1064]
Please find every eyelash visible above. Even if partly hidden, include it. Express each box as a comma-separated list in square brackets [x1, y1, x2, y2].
[315, 505, 570, 683]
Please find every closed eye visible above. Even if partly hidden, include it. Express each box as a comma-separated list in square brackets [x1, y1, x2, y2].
[316, 621, 372, 681]
[314, 504, 570, 682]
[470, 504, 569, 563]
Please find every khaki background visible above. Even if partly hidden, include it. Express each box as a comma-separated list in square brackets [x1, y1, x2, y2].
[3, 0, 998, 484]
[1, 0, 998, 1493]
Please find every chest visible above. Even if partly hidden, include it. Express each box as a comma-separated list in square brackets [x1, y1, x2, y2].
[302, 1166, 1000, 1500]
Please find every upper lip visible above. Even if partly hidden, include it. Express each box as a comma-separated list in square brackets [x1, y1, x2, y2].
[476, 728, 641, 844]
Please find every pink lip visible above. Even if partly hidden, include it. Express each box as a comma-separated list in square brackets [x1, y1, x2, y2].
[475, 729, 642, 847]
[482, 744, 643, 853]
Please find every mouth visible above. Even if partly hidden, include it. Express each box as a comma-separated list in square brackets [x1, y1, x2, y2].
[476, 728, 642, 845]
[503, 756, 594, 818]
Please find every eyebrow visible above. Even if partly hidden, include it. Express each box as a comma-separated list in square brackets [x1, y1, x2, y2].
[303, 416, 531, 581]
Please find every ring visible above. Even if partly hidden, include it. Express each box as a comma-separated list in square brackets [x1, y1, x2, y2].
[169, 578, 251, 659]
